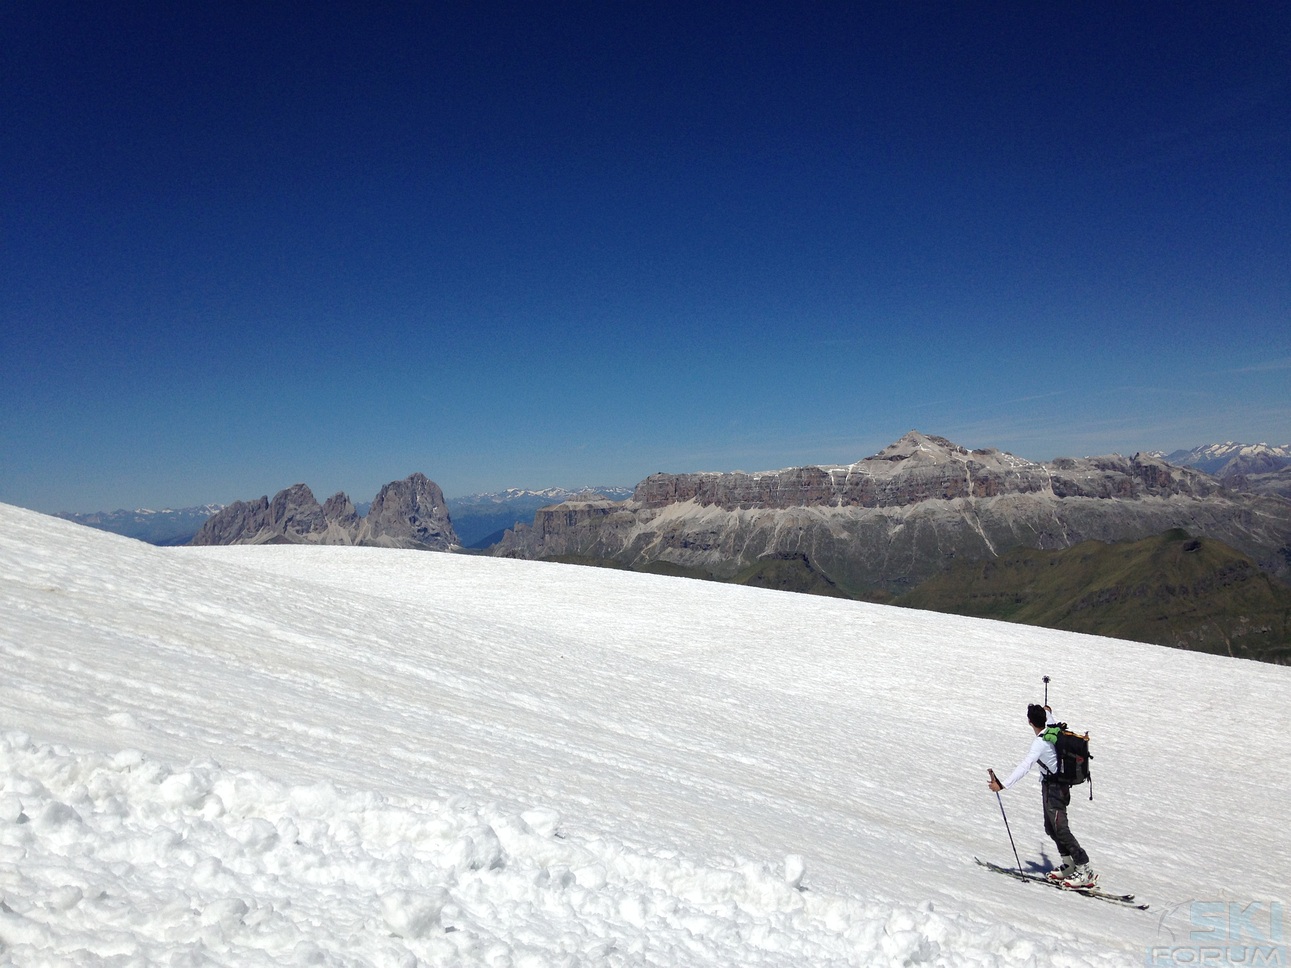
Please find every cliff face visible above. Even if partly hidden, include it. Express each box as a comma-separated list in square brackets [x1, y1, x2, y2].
[192, 474, 457, 551]
[191, 484, 337, 547]
[492, 432, 1291, 594]
[631, 434, 1222, 511]
[357, 473, 455, 551]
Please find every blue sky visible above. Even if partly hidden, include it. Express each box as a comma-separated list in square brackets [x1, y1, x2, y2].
[3, 2, 1288, 512]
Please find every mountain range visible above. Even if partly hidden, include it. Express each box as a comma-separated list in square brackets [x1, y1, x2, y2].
[46, 432, 1291, 661]
[56, 438, 1291, 550]
[492, 431, 1291, 593]
[57, 489, 634, 549]
[191, 474, 456, 550]
[1155, 441, 1291, 500]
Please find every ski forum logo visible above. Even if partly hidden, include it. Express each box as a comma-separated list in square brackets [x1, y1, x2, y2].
[1147, 900, 1285, 966]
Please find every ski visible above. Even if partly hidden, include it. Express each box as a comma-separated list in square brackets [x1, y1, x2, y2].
[975, 858, 1149, 910]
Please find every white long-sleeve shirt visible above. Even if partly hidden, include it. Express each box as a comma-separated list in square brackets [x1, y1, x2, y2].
[1001, 709, 1059, 788]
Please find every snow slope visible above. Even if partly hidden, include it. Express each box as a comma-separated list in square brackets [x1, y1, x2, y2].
[1, 502, 1288, 966]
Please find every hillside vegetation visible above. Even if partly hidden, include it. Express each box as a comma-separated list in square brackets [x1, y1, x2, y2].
[547, 530, 1291, 663]
[896, 529, 1291, 663]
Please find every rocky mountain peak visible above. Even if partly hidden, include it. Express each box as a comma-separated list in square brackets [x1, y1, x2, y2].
[862, 431, 1030, 472]
[359, 473, 455, 551]
[267, 484, 327, 538]
[192, 474, 457, 550]
[321, 492, 359, 530]
[870, 431, 970, 463]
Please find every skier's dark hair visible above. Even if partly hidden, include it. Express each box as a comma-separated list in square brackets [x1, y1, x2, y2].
[1027, 704, 1047, 729]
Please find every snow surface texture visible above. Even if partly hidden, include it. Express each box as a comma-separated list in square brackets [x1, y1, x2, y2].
[2, 502, 1288, 966]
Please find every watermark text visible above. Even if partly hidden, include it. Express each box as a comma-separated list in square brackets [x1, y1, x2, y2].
[1148, 901, 1285, 967]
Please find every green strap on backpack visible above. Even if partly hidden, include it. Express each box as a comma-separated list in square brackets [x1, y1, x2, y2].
[1041, 722, 1093, 799]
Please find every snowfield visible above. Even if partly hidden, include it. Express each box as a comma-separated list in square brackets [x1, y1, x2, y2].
[1, 502, 1288, 966]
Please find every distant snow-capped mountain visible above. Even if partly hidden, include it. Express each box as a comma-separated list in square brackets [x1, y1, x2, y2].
[1148, 442, 1291, 501]
[57, 505, 226, 546]
[456, 486, 635, 505]
[1159, 442, 1291, 476]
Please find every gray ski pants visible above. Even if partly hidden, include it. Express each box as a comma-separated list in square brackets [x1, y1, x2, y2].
[1042, 780, 1089, 865]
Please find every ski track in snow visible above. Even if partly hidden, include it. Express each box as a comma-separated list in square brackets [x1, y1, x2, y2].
[2, 503, 1289, 966]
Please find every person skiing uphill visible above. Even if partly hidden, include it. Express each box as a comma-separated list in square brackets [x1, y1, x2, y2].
[988, 703, 1097, 889]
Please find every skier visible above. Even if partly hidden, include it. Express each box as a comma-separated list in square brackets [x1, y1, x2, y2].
[988, 703, 1097, 888]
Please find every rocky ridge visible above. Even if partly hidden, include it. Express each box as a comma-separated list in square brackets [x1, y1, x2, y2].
[448, 486, 635, 549]
[1158, 442, 1291, 501]
[1161, 441, 1291, 476]
[191, 473, 456, 551]
[492, 431, 1291, 594]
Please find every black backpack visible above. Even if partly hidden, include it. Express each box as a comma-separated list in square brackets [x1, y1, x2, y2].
[1041, 723, 1093, 798]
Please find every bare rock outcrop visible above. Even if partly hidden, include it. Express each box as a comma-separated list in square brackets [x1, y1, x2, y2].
[192, 474, 458, 550]
[493, 431, 1291, 594]
[631, 433, 1221, 511]
[358, 473, 455, 551]
[192, 483, 336, 546]
[321, 492, 360, 531]
[191, 496, 275, 546]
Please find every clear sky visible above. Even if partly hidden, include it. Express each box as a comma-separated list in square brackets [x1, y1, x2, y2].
[3, 2, 1289, 512]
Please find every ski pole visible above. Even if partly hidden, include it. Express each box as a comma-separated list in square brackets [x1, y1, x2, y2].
[988, 769, 1024, 875]
[1043, 675, 1050, 706]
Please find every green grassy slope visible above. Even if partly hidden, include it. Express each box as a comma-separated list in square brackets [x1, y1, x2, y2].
[895, 529, 1291, 663]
